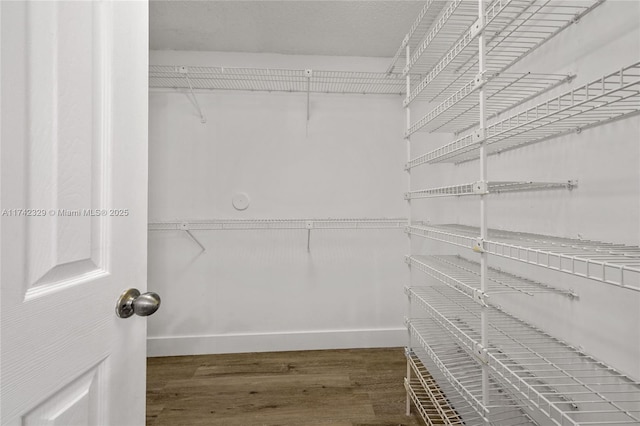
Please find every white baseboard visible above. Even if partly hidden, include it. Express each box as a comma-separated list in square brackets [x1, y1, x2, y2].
[147, 327, 406, 357]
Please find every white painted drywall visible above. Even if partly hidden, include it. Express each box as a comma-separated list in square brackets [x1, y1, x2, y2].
[411, 1, 640, 380]
[147, 51, 408, 356]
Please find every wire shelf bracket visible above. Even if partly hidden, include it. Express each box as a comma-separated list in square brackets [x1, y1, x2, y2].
[178, 66, 207, 124]
[178, 222, 206, 253]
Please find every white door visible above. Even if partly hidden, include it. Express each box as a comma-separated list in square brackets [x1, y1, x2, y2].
[1, 1, 149, 425]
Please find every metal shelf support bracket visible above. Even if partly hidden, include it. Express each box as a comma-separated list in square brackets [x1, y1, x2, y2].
[473, 288, 488, 306]
[473, 237, 485, 253]
[306, 220, 313, 252]
[470, 18, 483, 38]
[180, 222, 206, 253]
[473, 342, 488, 364]
[178, 66, 207, 124]
[472, 128, 486, 143]
[473, 181, 489, 195]
[305, 69, 313, 121]
[473, 71, 488, 90]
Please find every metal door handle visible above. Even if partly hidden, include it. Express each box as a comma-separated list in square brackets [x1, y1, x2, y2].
[116, 288, 161, 318]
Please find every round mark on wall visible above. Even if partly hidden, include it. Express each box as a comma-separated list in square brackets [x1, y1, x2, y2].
[232, 192, 250, 211]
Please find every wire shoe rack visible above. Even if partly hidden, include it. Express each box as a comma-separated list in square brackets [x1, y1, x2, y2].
[408, 284, 640, 425]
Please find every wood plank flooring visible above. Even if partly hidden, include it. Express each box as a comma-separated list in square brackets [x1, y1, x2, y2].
[147, 347, 425, 426]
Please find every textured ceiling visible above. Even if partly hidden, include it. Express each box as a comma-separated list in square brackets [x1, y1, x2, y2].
[150, 1, 425, 58]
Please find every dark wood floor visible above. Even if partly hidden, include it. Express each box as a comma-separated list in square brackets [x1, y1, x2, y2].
[147, 347, 425, 426]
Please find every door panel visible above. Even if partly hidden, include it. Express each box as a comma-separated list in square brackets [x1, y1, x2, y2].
[22, 362, 106, 426]
[24, 1, 108, 298]
[1, 1, 149, 425]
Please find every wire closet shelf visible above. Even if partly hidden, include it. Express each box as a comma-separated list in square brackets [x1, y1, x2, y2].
[407, 72, 574, 135]
[149, 65, 407, 95]
[386, 0, 477, 75]
[404, 180, 575, 199]
[407, 224, 640, 292]
[408, 61, 640, 165]
[406, 254, 576, 298]
[148, 218, 407, 231]
[402, 0, 604, 106]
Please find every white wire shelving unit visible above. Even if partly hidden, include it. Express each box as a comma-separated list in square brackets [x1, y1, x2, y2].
[397, 0, 640, 424]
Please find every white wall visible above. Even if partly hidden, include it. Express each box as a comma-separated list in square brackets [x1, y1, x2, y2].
[147, 51, 408, 356]
[411, 1, 640, 380]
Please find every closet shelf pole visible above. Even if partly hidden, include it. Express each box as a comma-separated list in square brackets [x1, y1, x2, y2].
[477, 0, 490, 421]
[404, 39, 413, 418]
